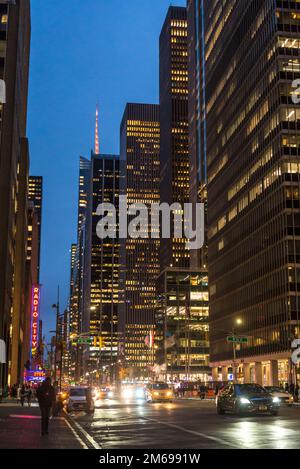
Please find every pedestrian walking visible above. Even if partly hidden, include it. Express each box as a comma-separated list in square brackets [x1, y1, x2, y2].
[285, 382, 289, 393]
[52, 381, 59, 417]
[17, 384, 22, 404]
[199, 384, 206, 400]
[26, 385, 33, 407]
[36, 378, 56, 436]
[295, 384, 299, 402]
[20, 385, 26, 407]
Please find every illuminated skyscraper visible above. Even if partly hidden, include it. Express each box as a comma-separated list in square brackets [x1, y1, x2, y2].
[0, 0, 31, 387]
[119, 103, 160, 374]
[187, 0, 208, 270]
[87, 153, 121, 375]
[204, 1, 300, 385]
[28, 176, 43, 281]
[159, 6, 190, 271]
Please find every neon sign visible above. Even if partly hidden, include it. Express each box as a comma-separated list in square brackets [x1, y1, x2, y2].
[30, 285, 40, 359]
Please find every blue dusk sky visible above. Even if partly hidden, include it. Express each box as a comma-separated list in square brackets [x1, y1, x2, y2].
[27, 0, 186, 342]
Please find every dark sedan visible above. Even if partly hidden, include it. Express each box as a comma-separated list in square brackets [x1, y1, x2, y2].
[216, 383, 280, 416]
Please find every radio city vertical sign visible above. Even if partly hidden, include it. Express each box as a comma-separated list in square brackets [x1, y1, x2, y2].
[30, 285, 41, 358]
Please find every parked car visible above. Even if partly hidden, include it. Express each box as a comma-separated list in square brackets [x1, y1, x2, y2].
[66, 386, 95, 413]
[264, 386, 294, 406]
[216, 383, 280, 416]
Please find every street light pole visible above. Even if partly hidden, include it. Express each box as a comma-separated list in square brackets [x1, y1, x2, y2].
[232, 328, 237, 383]
[52, 286, 60, 386]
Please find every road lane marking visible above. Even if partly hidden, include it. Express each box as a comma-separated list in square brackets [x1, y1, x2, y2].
[65, 413, 101, 449]
[64, 418, 88, 449]
[9, 414, 40, 419]
[143, 417, 242, 448]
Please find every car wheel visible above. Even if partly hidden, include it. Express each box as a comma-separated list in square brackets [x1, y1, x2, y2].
[217, 403, 225, 415]
[270, 411, 278, 417]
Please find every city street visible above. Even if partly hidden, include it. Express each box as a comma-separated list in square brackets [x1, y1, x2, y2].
[69, 398, 300, 450]
[1, 398, 300, 449]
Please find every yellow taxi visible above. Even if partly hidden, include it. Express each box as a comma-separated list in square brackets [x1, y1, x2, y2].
[146, 382, 174, 403]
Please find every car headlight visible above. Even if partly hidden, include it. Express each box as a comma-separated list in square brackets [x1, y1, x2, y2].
[122, 389, 133, 399]
[136, 389, 145, 399]
[239, 397, 251, 404]
[108, 391, 114, 398]
[273, 397, 280, 404]
[154, 391, 159, 397]
[167, 391, 172, 397]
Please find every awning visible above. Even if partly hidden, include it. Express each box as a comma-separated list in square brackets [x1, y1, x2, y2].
[0, 340, 6, 364]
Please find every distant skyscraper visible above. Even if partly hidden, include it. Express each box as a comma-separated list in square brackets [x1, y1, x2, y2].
[77, 156, 91, 239]
[119, 103, 160, 374]
[0, 0, 31, 388]
[69, 154, 91, 382]
[159, 6, 190, 271]
[205, 0, 300, 386]
[28, 176, 43, 281]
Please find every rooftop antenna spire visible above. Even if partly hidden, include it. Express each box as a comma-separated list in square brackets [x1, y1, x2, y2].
[95, 105, 100, 154]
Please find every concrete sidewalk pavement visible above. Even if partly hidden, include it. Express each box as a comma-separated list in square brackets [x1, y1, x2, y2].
[0, 403, 87, 449]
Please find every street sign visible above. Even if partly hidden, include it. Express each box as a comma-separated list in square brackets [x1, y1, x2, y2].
[76, 338, 93, 345]
[227, 336, 248, 344]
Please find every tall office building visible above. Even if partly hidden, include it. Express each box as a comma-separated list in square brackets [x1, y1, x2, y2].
[28, 176, 43, 281]
[119, 103, 160, 375]
[69, 156, 91, 382]
[187, 0, 208, 270]
[0, 0, 31, 388]
[205, 1, 300, 386]
[159, 6, 190, 271]
[87, 153, 121, 377]
[78, 156, 91, 238]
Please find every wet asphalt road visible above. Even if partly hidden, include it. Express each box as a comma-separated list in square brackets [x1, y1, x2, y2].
[70, 398, 300, 449]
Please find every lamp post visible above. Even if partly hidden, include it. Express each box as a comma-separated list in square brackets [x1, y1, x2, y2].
[51, 286, 65, 390]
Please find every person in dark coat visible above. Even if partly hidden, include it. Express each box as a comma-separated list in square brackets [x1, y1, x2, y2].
[36, 378, 56, 436]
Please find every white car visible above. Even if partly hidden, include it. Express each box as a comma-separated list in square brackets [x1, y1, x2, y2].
[264, 386, 294, 406]
[66, 386, 95, 413]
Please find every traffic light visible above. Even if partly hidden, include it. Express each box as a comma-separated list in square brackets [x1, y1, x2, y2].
[93, 336, 104, 348]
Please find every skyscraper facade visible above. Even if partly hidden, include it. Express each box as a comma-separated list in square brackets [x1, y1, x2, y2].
[69, 156, 91, 382]
[87, 153, 120, 378]
[0, 0, 31, 388]
[159, 6, 190, 271]
[205, 1, 300, 386]
[28, 176, 43, 281]
[187, 0, 208, 270]
[119, 103, 160, 375]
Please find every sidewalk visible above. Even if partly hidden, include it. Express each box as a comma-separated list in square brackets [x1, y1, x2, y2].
[0, 402, 86, 449]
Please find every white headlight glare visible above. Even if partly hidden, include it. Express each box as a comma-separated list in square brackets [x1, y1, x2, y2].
[136, 389, 144, 398]
[239, 397, 251, 404]
[273, 397, 280, 403]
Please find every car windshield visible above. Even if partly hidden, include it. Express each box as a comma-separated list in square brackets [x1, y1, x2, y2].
[265, 387, 285, 393]
[152, 383, 169, 390]
[236, 384, 266, 395]
[70, 388, 87, 397]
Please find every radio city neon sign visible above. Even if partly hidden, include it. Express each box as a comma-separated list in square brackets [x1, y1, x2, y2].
[30, 285, 40, 358]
